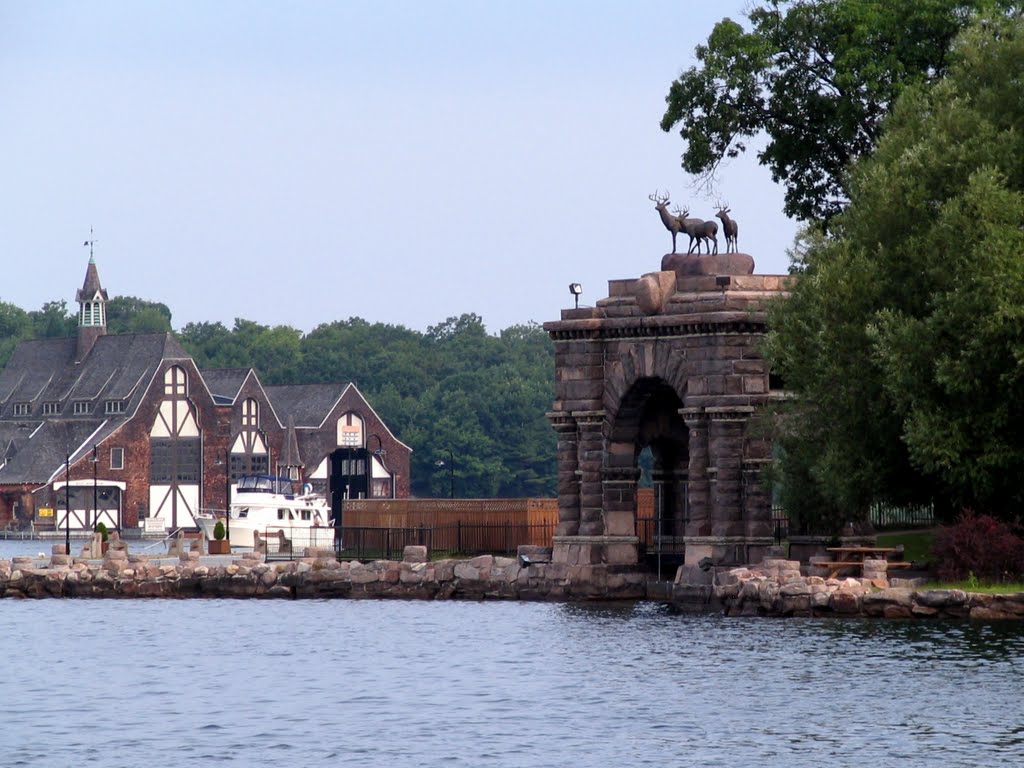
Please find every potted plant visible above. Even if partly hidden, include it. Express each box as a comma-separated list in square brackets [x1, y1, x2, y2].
[94, 521, 110, 554]
[209, 519, 230, 554]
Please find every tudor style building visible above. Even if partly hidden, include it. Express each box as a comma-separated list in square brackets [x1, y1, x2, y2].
[0, 256, 411, 533]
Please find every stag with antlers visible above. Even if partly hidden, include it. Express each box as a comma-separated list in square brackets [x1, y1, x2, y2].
[715, 203, 739, 253]
[649, 191, 687, 253]
[675, 205, 719, 255]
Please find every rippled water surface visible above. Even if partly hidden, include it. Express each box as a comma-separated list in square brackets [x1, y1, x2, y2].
[1, 542, 1023, 767]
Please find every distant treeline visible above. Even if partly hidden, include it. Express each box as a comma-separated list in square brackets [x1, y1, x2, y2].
[0, 297, 557, 498]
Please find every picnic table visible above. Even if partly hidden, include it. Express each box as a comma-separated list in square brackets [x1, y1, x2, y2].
[816, 546, 912, 579]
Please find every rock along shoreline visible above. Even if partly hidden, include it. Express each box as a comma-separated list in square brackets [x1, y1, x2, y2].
[4, 549, 1023, 619]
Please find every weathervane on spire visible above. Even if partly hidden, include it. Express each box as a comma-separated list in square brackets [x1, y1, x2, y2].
[83, 226, 98, 262]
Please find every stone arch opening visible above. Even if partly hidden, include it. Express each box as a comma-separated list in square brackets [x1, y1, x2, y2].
[605, 377, 688, 541]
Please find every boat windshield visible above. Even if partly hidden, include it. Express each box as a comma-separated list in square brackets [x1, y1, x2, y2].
[236, 475, 295, 495]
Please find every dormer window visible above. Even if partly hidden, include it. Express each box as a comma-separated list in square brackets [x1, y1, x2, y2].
[42, 402, 61, 415]
[73, 401, 92, 415]
[105, 400, 126, 414]
[13, 403, 29, 416]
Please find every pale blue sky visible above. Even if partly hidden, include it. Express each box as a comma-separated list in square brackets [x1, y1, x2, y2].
[1, 1, 797, 334]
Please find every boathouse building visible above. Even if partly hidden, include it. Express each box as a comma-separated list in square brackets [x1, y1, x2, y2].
[0, 256, 411, 534]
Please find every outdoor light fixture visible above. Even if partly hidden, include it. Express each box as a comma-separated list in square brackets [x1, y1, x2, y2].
[569, 283, 583, 309]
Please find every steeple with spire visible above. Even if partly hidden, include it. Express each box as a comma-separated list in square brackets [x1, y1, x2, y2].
[75, 229, 108, 362]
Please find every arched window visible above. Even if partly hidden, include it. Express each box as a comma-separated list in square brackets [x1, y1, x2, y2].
[164, 365, 187, 397]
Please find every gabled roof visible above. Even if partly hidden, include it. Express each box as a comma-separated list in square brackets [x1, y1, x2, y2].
[265, 381, 411, 451]
[263, 383, 349, 428]
[0, 332, 190, 417]
[200, 368, 257, 405]
[0, 331, 196, 484]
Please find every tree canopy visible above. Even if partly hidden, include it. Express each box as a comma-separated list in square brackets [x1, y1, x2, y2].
[765, 11, 1024, 527]
[661, 0, 998, 222]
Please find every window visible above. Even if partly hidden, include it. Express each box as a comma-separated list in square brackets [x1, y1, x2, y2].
[149, 437, 201, 484]
[13, 403, 29, 416]
[42, 402, 61, 415]
[164, 366, 187, 397]
[242, 398, 259, 429]
[337, 412, 364, 447]
[73, 401, 91, 415]
[229, 452, 268, 482]
[110, 447, 124, 470]
[105, 400, 126, 414]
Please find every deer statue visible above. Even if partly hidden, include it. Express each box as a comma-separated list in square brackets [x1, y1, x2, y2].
[649, 191, 686, 253]
[676, 206, 719, 255]
[715, 203, 739, 253]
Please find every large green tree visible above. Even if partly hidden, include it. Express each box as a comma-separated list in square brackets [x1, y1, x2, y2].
[765, 12, 1024, 527]
[661, 0, 998, 222]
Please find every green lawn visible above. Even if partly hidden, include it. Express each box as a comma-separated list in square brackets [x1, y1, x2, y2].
[875, 529, 935, 565]
[922, 581, 1024, 594]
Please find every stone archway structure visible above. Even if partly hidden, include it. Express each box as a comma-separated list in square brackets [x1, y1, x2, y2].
[544, 254, 792, 568]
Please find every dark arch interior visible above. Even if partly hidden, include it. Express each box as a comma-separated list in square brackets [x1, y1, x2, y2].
[612, 378, 689, 537]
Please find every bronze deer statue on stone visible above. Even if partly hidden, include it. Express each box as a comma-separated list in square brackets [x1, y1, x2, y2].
[715, 202, 738, 253]
[650, 191, 686, 253]
[676, 205, 719, 255]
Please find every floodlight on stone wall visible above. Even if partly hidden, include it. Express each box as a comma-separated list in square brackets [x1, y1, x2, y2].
[569, 283, 583, 309]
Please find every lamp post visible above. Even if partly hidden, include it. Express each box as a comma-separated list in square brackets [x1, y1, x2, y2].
[64, 451, 71, 557]
[435, 449, 454, 499]
[92, 445, 98, 532]
[223, 449, 231, 543]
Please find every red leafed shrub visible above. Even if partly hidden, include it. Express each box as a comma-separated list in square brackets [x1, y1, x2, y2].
[932, 510, 1024, 582]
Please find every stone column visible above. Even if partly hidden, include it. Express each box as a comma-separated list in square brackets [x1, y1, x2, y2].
[547, 411, 580, 536]
[707, 408, 753, 538]
[743, 459, 773, 539]
[602, 464, 639, 537]
[575, 411, 606, 536]
[682, 407, 710, 537]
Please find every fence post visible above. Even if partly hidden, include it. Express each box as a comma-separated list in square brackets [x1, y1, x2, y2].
[457, 520, 462, 555]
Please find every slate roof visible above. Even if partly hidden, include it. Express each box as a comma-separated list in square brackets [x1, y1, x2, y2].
[0, 331, 192, 485]
[263, 383, 350, 428]
[76, 259, 108, 303]
[200, 368, 254, 405]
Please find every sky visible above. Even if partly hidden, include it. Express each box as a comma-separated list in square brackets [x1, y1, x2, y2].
[1, 1, 798, 335]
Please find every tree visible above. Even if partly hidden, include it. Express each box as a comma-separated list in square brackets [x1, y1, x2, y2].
[661, 0, 995, 222]
[106, 296, 173, 334]
[29, 301, 75, 338]
[765, 12, 1024, 526]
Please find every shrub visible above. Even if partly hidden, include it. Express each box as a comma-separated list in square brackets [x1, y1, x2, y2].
[213, 520, 226, 541]
[932, 510, 1024, 582]
[94, 521, 109, 542]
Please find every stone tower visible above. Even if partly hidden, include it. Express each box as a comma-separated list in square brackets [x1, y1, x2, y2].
[544, 252, 792, 568]
[75, 253, 108, 363]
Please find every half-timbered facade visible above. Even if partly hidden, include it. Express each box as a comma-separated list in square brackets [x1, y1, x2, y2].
[0, 257, 411, 533]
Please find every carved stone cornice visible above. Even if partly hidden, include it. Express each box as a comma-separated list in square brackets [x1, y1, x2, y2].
[572, 410, 606, 427]
[546, 411, 577, 432]
[548, 318, 767, 343]
[706, 405, 756, 422]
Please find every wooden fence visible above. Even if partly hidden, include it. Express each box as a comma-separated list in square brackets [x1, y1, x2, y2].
[340, 498, 558, 550]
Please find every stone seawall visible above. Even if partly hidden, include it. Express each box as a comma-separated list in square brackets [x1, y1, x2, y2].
[673, 559, 1024, 620]
[0, 547, 647, 601]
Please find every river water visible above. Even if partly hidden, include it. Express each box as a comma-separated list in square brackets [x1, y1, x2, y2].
[1, 540, 1023, 767]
